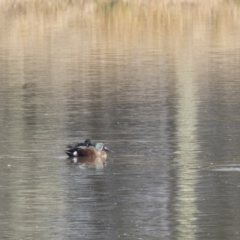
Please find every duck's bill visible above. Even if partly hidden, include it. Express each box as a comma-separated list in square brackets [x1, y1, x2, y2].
[103, 146, 114, 152]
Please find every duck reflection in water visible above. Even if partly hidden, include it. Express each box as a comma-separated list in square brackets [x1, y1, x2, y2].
[65, 139, 113, 165]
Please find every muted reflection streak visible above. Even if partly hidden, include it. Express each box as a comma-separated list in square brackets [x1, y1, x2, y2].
[174, 52, 198, 239]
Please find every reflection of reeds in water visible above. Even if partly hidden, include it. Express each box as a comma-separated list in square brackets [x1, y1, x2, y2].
[1, 0, 239, 48]
[0, 0, 239, 127]
[0, 0, 240, 100]
[0, 0, 239, 27]
[0, 0, 240, 88]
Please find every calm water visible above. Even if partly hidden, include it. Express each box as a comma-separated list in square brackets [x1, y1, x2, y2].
[1, 1, 240, 239]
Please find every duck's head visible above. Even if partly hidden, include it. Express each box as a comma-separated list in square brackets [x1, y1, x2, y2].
[94, 143, 114, 152]
[94, 143, 104, 151]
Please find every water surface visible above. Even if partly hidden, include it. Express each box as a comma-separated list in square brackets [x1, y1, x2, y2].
[0, 1, 240, 239]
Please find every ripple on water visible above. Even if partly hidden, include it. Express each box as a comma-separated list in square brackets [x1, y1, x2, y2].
[208, 164, 240, 172]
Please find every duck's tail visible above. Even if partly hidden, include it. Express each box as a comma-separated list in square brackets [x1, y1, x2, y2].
[65, 151, 74, 157]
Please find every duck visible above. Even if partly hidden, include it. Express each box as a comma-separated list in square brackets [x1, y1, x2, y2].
[65, 139, 113, 158]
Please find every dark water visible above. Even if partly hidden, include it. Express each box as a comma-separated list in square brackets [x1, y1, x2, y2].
[1, 1, 240, 239]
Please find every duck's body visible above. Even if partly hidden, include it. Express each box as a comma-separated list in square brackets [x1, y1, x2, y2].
[74, 147, 107, 158]
[65, 139, 113, 158]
